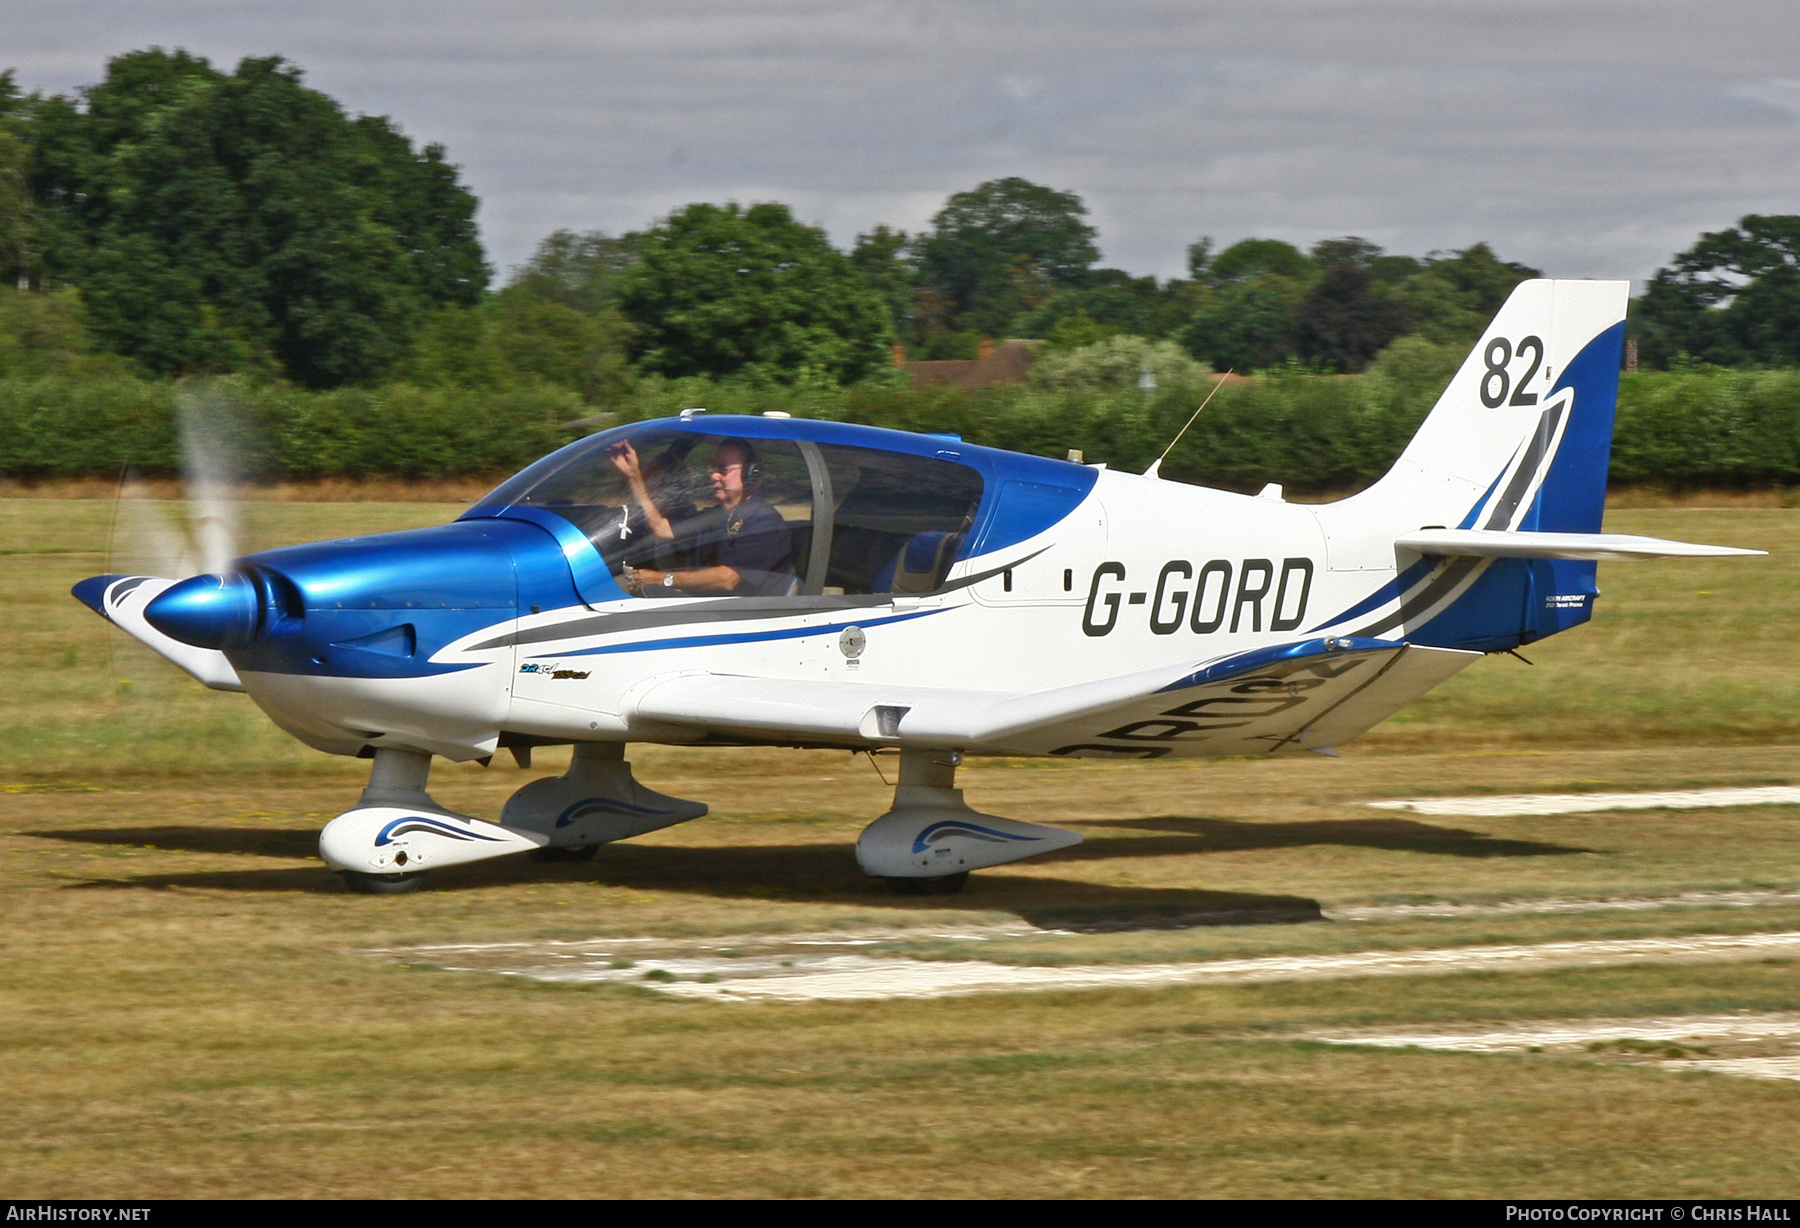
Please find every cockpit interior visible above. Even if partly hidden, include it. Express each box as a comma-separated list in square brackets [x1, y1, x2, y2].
[479, 424, 987, 599]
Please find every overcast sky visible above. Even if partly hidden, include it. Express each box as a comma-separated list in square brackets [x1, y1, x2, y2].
[5, 1, 1798, 285]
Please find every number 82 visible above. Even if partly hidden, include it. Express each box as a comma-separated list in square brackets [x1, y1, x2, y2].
[1479, 335, 1544, 408]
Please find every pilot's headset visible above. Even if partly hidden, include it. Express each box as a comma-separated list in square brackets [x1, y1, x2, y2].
[718, 439, 762, 490]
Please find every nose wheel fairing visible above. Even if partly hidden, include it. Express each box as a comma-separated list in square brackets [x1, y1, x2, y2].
[320, 805, 545, 875]
[319, 748, 547, 881]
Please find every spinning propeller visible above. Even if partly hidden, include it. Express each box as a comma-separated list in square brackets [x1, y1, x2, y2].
[109, 386, 244, 580]
[107, 386, 265, 651]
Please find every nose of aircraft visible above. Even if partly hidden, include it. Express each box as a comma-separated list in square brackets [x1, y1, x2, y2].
[144, 571, 263, 650]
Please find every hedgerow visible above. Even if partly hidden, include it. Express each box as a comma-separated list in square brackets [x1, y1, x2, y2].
[0, 367, 1795, 491]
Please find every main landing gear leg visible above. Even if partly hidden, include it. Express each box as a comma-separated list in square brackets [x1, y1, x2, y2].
[318, 746, 544, 893]
[854, 749, 1083, 896]
[501, 742, 708, 862]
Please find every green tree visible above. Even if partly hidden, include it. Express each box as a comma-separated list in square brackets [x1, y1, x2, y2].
[912, 330, 982, 360]
[1365, 333, 1466, 407]
[617, 201, 893, 384]
[25, 49, 488, 387]
[1186, 236, 1214, 280]
[1015, 268, 1190, 342]
[505, 229, 637, 316]
[1042, 311, 1117, 351]
[1293, 238, 1410, 372]
[1308, 235, 1382, 271]
[1306, 235, 1421, 286]
[0, 72, 39, 290]
[1030, 334, 1209, 393]
[850, 224, 918, 344]
[399, 293, 633, 405]
[1394, 242, 1540, 345]
[1636, 215, 1800, 367]
[0, 286, 131, 377]
[916, 177, 1099, 334]
[1179, 275, 1304, 371]
[1207, 238, 1318, 286]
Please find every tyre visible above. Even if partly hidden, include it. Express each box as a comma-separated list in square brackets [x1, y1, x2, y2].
[884, 872, 968, 896]
[341, 870, 426, 895]
[528, 844, 599, 863]
[926, 871, 969, 895]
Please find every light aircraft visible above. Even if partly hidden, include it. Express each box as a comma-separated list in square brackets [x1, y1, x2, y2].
[73, 280, 1762, 894]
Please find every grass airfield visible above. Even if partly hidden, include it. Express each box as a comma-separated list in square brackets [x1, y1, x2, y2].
[2, 496, 1799, 1198]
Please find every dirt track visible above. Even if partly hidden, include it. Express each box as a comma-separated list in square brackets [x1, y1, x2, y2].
[385, 927, 1800, 1003]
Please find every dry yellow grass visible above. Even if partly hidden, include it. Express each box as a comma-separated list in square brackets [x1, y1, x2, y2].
[1, 498, 1798, 1198]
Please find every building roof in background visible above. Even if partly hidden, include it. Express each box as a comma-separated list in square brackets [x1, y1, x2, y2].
[900, 339, 1042, 390]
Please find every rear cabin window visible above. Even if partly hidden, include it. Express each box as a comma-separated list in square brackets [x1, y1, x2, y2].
[816, 445, 983, 596]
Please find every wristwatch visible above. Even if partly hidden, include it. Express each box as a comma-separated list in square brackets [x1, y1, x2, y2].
[663, 572, 676, 588]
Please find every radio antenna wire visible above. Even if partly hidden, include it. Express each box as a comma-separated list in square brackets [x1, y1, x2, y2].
[1144, 369, 1233, 479]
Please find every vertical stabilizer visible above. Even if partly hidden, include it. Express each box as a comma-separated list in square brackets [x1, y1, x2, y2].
[1335, 279, 1628, 539]
[1311, 280, 1628, 652]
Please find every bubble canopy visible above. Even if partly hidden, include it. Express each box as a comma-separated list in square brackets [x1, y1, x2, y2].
[463, 415, 1096, 605]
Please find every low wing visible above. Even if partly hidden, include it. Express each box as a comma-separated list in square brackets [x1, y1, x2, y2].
[625, 637, 1478, 759]
[1397, 529, 1765, 561]
[71, 574, 244, 692]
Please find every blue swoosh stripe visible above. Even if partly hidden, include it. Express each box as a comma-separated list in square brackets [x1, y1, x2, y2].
[1155, 636, 1401, 695]
[911, 820, 1041, 854]
[540, 609, 947, 658]
[375, 817, 507, 846]
[555, 797, 677, 827]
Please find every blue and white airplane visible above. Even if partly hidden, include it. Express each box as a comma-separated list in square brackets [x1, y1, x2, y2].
[73, 280, 1762, 894]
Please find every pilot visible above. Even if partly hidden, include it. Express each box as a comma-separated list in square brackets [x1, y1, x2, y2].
[624, 439, 795, 596]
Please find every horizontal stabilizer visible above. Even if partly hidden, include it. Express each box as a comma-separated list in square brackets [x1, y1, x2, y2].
[1396, 529, 1766, 562]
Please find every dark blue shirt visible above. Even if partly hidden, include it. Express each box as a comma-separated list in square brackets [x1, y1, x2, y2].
[702, 496, 795, 596]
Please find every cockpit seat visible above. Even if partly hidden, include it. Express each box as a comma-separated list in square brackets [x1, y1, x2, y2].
[873, 531, 963, 595]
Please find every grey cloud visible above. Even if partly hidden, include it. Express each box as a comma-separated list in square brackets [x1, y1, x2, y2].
[3, 1, 1797, 281]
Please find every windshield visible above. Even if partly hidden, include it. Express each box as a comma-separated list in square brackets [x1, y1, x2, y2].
[481, 425, 985, 599]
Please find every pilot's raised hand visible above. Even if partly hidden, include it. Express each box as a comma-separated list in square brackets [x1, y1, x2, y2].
[608, 440, 642, 480]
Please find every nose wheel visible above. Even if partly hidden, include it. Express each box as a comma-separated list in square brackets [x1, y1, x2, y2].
[341, 870, 426, 895]
[528, 844, 599, 863]
[884, 872, 968, 896]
